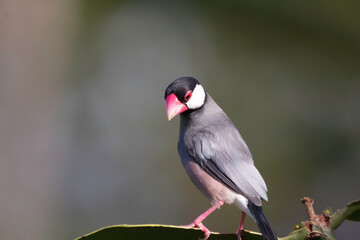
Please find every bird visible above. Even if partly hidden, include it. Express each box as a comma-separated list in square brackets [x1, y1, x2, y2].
[164, 77, 277, 240]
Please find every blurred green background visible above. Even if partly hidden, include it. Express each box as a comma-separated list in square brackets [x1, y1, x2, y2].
[1, 0, 359, 239]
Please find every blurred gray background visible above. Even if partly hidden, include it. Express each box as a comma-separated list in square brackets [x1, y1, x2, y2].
[1, 1, 359, 239]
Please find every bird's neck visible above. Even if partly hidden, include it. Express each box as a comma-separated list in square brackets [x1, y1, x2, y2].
[179, 93, 223, 135]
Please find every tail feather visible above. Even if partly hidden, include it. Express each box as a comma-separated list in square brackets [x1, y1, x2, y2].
[247, 201, 277, 240]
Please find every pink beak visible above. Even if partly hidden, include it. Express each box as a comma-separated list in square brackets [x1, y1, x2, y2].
[166, 93, 188, 121]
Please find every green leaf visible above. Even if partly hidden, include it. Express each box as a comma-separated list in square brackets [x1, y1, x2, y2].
[76, 224, 264, 240]
[331, 200, 360, 229]
[345, 200, 360, 221]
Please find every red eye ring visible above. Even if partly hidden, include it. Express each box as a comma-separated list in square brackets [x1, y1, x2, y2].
[184, 91, 192, 101]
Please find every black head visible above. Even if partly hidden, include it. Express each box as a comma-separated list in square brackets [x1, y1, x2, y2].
[164, 77, 200, 102]
[164, 77, 206, 120]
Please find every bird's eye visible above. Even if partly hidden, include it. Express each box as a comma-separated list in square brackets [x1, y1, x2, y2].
[184, 91, 192, 101]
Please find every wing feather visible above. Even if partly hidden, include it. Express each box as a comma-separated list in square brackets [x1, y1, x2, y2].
[190, 126, 268, 206]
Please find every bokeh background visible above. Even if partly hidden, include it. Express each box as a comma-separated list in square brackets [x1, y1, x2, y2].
[1, 1, 359, 239]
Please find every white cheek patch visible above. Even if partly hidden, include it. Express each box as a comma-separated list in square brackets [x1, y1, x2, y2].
[186, 84, 205, 109]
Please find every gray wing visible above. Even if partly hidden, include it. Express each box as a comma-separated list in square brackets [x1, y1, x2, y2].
[190, 126, 268, 206]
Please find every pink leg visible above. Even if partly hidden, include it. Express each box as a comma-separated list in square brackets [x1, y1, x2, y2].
[183, 200, 224, 240]
[236, 212, 246, 240]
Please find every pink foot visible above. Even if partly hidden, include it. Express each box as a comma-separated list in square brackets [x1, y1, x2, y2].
[181, 221, 211, 239]
[236, 212, 246, 240]
[236, 230, 243, 240]
[195, 222, 211, 240]
[182, 200, 224, 240]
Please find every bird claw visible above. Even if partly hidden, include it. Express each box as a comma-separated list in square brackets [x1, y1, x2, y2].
[181, 201, 224, 239]
[236, 229, 243, 240]
[196, 222, 211, 240]
[182, 221, 211, 240]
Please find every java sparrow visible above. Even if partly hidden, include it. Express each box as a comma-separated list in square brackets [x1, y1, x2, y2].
[164, 77, 277, 240]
